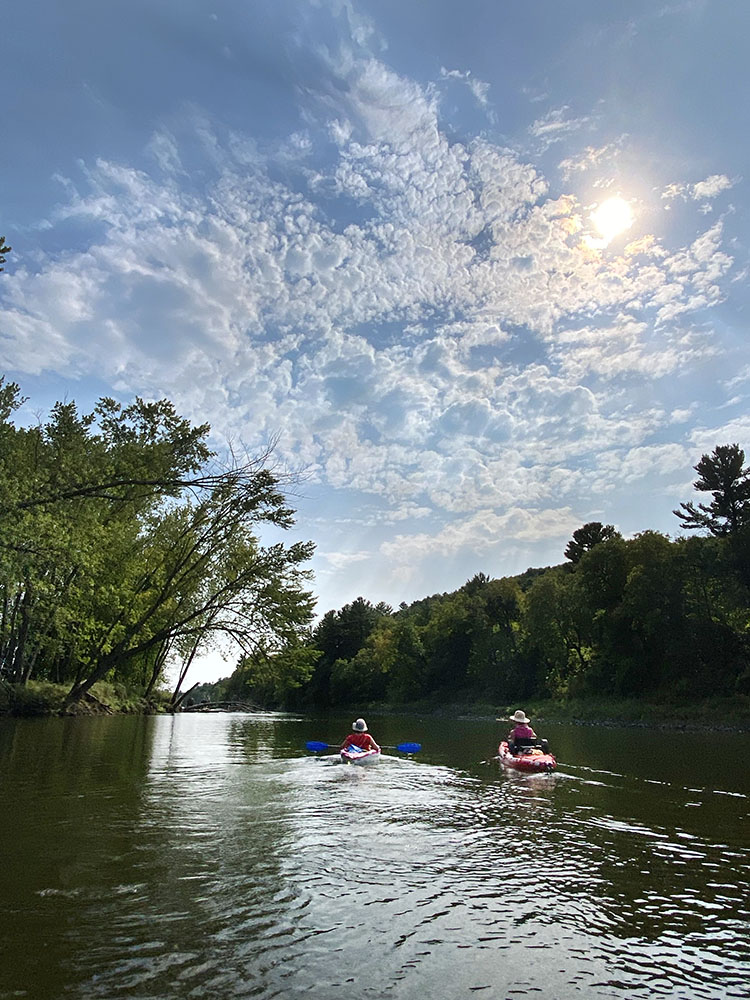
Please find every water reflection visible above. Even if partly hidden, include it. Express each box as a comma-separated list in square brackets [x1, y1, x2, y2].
[0, 713, 748, 999]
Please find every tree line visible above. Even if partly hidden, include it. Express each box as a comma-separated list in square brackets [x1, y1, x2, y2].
[214, 444, 750, 709]
[0, 379, 315, 710]
[1, 372, 747, 715]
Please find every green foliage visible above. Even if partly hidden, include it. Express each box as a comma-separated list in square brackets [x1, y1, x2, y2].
[0, 380, 315, 707]
[0, 236, 10, 272]
[305, 597, 392, 704]
[299, 447, 749, 710]
[225, 645, 320, 706]
[565, 522, 621, 563]
[674, 444, 750, 536]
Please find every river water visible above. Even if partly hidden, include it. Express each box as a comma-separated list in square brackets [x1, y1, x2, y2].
[1, 712, 748, 1000]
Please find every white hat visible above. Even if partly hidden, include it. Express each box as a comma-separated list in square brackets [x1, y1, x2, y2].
[509, 710, 530, 724]
[352, 718, 368, 732]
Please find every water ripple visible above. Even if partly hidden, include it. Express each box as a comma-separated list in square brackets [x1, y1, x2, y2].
[2, 713, 748, 1000]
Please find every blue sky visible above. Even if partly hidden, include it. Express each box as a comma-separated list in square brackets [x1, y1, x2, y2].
[2, 1, 749, 681]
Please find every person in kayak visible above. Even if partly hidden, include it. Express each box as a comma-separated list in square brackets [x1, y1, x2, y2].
[340, 718, 381, 753]
[505, 709, 537, 754]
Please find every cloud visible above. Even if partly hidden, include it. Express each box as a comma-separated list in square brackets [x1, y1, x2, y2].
[440, 66, 490, 107]
[595, 443, 690, 485]
[0, 48, 738, 573]
[692, 174, 736, 200]
[661, 173, 736, 204]
[322, 550, 372, 571]
[558, 139, 625, 180]
[688, 418, 750, 455]
[528, 106, 591, 150]
[380, 506, 579, 566]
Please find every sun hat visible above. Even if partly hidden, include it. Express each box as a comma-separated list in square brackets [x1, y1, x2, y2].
[352, 718, 368, 732]
[509, 710, 531, 724]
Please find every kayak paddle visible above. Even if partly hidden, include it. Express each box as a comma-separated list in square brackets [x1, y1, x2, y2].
[306, 740, 421, 754]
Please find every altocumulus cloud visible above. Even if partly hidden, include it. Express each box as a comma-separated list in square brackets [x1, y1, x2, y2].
[0, 40, 740, 606]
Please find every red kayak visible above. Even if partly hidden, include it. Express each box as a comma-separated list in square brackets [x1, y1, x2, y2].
[498, 741, 556, 773]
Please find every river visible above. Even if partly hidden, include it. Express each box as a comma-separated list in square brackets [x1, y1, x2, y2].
[1, 712, 748, 999]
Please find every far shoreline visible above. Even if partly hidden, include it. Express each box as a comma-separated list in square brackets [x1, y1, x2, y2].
[340, 696, 750, 735]
[2, 682, 749, 734]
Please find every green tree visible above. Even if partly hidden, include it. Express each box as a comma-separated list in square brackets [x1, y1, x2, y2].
[225, 644, 320, 707]
[523, 570, 594, 697]
[674, 444, 750, 536]
[63, 477, 315, 707]
[0, 236, 11, 272]
[0, 383, 316, 706]
[306, 597, 391, 704]
[565, 522, 621, 563]
[420, 592, 473, 694]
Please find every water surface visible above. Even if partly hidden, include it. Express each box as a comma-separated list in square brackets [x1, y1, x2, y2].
[1, 712, 748, 999]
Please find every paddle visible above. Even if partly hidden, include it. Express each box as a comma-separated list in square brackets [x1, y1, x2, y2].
[306, 740, 421, 754]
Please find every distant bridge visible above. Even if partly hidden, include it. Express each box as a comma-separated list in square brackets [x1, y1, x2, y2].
[180, 700, 260, 713]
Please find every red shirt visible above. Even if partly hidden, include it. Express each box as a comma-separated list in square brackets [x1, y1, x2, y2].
[341, 732, 379, 751]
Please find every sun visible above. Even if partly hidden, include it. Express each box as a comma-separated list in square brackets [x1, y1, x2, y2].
[590, 196, 634, 244]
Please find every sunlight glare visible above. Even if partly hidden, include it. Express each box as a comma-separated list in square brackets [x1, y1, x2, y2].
[591, 197, 634, 244]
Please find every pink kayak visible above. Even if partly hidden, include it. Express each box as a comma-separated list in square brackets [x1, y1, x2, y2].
[340, 745, 381, 765]
[498, 741, 556, 773]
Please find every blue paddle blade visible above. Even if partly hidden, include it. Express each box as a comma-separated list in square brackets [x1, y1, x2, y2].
[396, 742, 421, 753]
[306, 740, 333, 752]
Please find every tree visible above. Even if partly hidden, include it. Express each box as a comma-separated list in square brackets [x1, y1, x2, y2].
[63, 474, 315, 707]
[0, 391, 216, 690]
[0, 236, 11, 272]
[523, 570, 594, 696]
[674, 444, 750, 536]
[565, 522, 621, 563]
[305, 597, 390, 704]
[225, 643, 319, 707]
[0, 383, 316, 706]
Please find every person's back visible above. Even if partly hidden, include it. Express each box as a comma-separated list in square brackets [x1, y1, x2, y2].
[341, 717, 380, 752]
[509, 722, 535, 742]
[505, 710, 536, 753]
[343, 731, 377, 750]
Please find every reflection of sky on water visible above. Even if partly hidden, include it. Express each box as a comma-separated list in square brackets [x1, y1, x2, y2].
[1, 712, 747, 999]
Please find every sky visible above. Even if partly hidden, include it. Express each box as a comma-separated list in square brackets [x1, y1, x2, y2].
[2, 1, 749, 683]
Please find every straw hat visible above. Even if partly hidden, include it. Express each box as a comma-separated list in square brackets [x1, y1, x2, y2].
[352, 718, 368, 732]
[509, 710, 531, 724]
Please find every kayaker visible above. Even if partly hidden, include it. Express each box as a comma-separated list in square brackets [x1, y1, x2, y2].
[340, 718, 381, 753]
[505, 709, 537, 754]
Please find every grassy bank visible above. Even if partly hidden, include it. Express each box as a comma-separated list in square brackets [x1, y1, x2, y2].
[0, 680, 171, 717]
[355, 694, 750, 733]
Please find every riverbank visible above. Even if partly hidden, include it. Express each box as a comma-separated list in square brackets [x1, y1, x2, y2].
[355, 694, 750, 733]
[0, 680, 168, 717]
[4, 681, 749, 733]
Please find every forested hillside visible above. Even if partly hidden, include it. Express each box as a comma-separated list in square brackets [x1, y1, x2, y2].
[218, 445, 750, 710]
[1, 376, 748, 716]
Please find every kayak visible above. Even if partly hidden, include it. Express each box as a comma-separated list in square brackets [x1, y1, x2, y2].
[340, 745, 381, 765]
[497, 741, 556, 773]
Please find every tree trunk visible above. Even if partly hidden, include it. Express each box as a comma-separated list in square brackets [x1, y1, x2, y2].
[11, 580, 33, 685]
[169, 637, 202, 707]
[144, 637, 171, 699]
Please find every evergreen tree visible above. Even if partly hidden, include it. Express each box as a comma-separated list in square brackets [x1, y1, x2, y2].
[674, 444, 750, 536]
[565, 522, 621, 563]
[0, 236, 11, 272]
